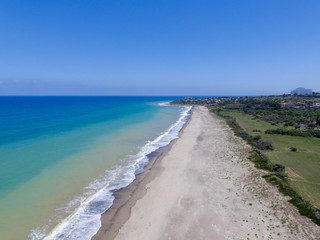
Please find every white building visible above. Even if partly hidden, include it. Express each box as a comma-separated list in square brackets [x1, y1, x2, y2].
[312, 103, 320, 107]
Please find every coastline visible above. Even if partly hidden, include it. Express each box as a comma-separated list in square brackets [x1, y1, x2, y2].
[32, 104, 191, 240]
[93, 106, 320, 240]
[92, 107, 193, 240]
[1, 97, 190, 240]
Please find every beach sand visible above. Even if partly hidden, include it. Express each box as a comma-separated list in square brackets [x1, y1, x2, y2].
[93, 106, 320, 240]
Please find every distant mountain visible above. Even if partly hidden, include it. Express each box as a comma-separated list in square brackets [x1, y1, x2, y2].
[290, 87, 313, 95]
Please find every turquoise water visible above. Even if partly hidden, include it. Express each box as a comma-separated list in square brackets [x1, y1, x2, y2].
[0, 97, 190, 240]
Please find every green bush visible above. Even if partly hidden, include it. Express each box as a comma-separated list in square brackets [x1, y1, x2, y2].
[264, 174, 320, 225]
[265, 128, 318, 138]
[249, 150, 273, 171]
[273, 164, 285, 172]
[290, 147, 297, 152]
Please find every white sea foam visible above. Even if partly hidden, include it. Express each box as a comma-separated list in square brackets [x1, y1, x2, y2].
[156, 101, 171, 106]
[29, 105, 191, 240]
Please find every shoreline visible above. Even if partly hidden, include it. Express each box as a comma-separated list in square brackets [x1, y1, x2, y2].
[92, 107, 193, 240]
[37, 105, 191, 240]
[93, 106, 320, 240]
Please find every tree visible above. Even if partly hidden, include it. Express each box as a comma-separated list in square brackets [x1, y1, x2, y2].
[316, 111, 320, 125]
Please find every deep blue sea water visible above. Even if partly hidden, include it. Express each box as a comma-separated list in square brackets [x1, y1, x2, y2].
[0, 96, 190, 240]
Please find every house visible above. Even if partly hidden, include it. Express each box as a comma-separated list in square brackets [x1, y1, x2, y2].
[312, 103, 320, 107]
[281, 102, 295, 108]
[300, 102, 307, 108]
[299, 124, 308, 129]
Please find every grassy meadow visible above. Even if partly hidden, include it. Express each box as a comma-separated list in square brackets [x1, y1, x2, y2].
[219, 110, 320, 209]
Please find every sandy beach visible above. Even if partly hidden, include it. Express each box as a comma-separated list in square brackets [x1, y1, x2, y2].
[93, 106, 320, 240]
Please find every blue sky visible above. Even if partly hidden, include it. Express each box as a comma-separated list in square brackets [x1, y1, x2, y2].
[0, 0, 319, 95]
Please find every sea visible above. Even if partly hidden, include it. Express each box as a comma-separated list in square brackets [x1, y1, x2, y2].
[0, 96, 191, 240]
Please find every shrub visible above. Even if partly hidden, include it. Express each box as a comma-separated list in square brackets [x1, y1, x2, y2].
[254, 139, 274, 150]
[273, 164, 285, 172]
[310, 130, 320, 138]
[265, 128, 316, 138]
[249, 150, 273, 171]
[253, 135, 261, 140]
[284, 121, 295, 126]
[308, 123, 316, 129]
[290, 147, 297, 152]
[239, 131, 250, 139]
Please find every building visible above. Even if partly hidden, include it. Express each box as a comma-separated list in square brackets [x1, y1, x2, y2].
[281, 102, 295, 108]
[312, 103, 320, 107]
[299, 124, 308, 129]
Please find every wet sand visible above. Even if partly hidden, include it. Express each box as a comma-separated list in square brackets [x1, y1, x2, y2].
[93, 106, 320, 240]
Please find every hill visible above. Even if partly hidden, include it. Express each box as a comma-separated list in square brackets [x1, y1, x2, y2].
[291, 87, 313, 95]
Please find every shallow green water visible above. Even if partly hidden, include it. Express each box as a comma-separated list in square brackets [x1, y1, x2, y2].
[0, 97, 187, 240]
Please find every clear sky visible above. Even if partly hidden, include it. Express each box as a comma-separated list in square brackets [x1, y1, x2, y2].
[0, 0, 319, 96]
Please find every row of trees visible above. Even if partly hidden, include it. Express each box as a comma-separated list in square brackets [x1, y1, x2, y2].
[265, 128, 320, 138]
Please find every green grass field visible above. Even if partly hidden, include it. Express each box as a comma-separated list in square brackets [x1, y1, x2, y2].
[220, 110, 320, 209]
